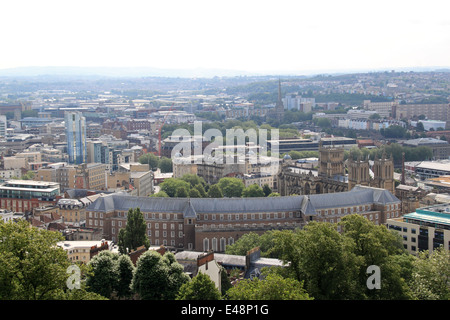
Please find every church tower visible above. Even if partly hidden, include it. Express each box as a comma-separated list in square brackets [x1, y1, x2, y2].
[272, 79, 285, 122]
[318, 141, 345, 178]
[372, 151, 395, 193]
[347, 154, 370, 190]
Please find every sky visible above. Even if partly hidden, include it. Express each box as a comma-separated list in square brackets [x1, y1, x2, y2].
[0, 0, 449, 75]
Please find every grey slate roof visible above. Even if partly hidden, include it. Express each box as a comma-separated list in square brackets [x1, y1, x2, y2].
[308, 185, 399, 211]
[85, 185, 399, 217]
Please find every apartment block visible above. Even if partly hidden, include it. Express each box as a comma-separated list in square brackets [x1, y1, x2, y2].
[0, 180, 60, 213]
[395, 103, 450, 128]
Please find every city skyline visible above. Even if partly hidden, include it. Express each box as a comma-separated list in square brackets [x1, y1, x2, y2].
[0, 0, 449, 77]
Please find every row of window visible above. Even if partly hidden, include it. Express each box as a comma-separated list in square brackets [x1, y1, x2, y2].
[111, 228, 184, 240]
[203, 237, 235, 252]
[200, 212, 295, 221]
[200, 221, 298, 229]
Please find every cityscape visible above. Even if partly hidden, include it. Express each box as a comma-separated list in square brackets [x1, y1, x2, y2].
[0, 0, 449, 312]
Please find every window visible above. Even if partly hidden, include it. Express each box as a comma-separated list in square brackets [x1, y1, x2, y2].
[220, 238, 226, 252]
[212, 238, 218, 252]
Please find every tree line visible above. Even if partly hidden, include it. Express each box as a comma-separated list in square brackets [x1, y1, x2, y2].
[1, 212, 448, 300]
[154, 174, 278, 199]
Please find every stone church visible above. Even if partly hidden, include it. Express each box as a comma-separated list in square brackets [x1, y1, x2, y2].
[277, 142, 395, 196]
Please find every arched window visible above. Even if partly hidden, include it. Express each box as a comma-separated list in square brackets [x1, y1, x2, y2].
[203, 238, 209, 252]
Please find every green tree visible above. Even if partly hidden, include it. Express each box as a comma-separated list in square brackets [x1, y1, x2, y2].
[226, 272, 312, 300]
[162, 251, 191, 300]
[158, 157, 173, 173]
[416, 122, 425, 132]
[131, 250, 168, 300]
[207, 184, 223, 198]
[131, 250, 189, 300]
[410, 247, 450, 300]
[21, 170, 35, 180]
[225, 230, 281, 258]
[274, 222, 362, 300]
[242, 184, 265, 197]
[138, 153, 159, 169]
[189, 188, 201, 198]
[226, 232, 260, 256]
[339, 214, 412, 299]
[180, 174, 206, 187]
[218, 177, 245, 198]
[220, 267, 232, 296]
[160, 178, 191, 197]
[116, 254, 135, 300]
[86, 251, 118, 299]
[268, 192, 280, 197]
[262, 184, 272, 197]
[175, 186, 188, 198]
[193, 183, 207, 197]
[149, 190, 169, 197]
[118, 208, 150, 254]
[176, 272, 222, 300]
[0, 220, 70, 300]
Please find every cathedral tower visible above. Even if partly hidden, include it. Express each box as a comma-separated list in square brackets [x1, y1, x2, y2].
[372, 152, 395, 193]
[347, 154, 370, 190]
[318, 141, 345, 178]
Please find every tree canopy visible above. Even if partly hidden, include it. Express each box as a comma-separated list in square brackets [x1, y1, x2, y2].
[118, 207, 150, 254]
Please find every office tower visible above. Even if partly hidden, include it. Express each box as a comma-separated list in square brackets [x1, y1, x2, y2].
[0, 115, 6, 138]
[65, 112, 87, 165]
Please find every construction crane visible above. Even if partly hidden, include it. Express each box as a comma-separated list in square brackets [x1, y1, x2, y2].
[157, 103, 174, 157]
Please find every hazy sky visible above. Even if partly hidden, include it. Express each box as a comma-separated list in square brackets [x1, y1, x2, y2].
[1, 0, 449, 74]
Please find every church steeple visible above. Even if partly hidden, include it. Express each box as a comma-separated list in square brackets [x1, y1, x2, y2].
[276, 78, 284, 111]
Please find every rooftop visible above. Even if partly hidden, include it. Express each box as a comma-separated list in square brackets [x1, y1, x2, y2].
[86, 185, 400, 217]
[403, 138, 448, 146]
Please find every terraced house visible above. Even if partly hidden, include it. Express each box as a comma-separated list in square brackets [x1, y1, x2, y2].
[85, 185, 401, 252]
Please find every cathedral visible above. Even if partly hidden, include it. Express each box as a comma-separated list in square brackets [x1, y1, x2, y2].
[277, 142, 395, 196]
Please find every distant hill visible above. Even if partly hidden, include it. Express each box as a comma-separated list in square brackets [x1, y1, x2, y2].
[0, 66, 262, 78]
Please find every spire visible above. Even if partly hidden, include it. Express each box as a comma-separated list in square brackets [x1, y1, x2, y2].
[275, 78, 284, 111]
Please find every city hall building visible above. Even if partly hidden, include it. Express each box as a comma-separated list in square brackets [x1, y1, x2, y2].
[86, 185, 401, 252]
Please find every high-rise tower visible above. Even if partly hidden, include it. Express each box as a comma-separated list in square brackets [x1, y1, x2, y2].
[65, 111, 87, 165]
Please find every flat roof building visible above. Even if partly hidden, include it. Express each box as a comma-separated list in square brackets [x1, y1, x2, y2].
[387, 203, 450, 255]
